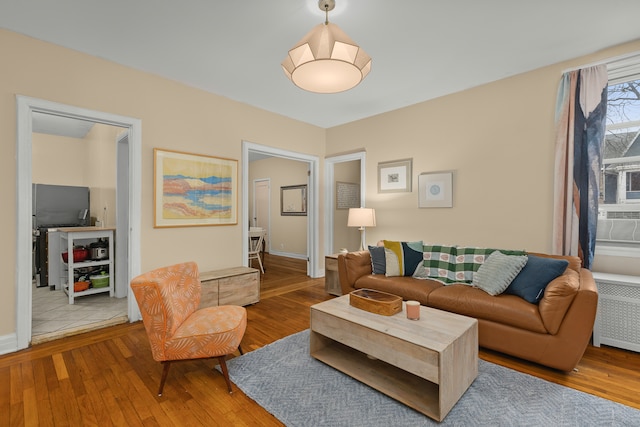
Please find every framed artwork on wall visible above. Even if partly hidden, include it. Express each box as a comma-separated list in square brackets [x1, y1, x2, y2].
[336, 181, 360, 209]
[378, 158, 412, 193]
[281, 184, 307, 216]
[418, 171, 453, 208]
[154, 148, 238, 227]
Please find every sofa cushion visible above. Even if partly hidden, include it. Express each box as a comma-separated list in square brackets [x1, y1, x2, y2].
[428, 284, 548, 334]
[504, 255, 569, 303]
[472, 251, 528, 295]
[368, 245, 386, 275]
[384, 240, 423, 277]
[354, 274, 442, 306]
[527, 252, 582, 274]
[428, 283, 547, 334]
[538, 269, 579, 334]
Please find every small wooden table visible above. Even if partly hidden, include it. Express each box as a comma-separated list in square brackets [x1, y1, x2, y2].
[310, 295, 478, 422]
[324, 254, 342, 296]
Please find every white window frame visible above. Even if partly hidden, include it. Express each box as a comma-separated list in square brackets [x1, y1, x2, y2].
[596, 58, 640, 258]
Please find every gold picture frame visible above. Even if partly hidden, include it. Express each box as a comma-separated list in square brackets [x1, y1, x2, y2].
[154, 148, 238, 227]
[378, 158, 412, 193]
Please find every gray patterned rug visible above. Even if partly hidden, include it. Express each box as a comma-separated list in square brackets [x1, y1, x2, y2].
[225, 330, 640, 426]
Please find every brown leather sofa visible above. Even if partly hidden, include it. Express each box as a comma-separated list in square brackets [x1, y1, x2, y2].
[338, 250, 598, 372]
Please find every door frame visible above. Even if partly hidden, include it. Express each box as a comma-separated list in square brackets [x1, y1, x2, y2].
[15, 96, 142, 351]
[324, 151, 367, 256]
[242, 141, 320, 277]
[252, 178, 271, 253]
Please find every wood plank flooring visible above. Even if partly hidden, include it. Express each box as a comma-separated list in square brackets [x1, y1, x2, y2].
[1, 253, 639, 426]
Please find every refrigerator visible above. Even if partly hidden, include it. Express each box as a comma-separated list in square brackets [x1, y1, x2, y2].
[32, 184, 91, 287]
[32, 183, 90, 228]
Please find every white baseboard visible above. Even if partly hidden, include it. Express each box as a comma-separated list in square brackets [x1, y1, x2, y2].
[0, 332, 18, 356]
[269, 250, 307, 260]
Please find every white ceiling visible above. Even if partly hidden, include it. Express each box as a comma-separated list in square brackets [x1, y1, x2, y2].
[32, 112, 95, 138]
[3, 1, 640, 129]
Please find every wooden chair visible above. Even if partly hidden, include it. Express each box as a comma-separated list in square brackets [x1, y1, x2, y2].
[248, 228, 265, 273]
[130, 261, 246, 396]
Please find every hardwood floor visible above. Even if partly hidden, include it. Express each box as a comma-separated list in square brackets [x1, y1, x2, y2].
[1, 253, 639, 426]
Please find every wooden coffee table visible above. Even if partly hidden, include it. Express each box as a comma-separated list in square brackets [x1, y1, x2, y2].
[310, 295, 478, 421]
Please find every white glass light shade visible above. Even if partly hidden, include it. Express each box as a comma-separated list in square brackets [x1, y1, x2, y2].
[282, 22, 371, 93]
[347, 208, 376, 228]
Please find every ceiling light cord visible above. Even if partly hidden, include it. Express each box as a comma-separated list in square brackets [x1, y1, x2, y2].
[324, 4, 329, 25]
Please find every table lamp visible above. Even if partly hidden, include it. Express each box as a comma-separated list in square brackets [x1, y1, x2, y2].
[347, 208, 376, 251]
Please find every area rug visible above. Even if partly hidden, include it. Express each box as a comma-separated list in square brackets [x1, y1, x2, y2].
[225, 330, 640, 426]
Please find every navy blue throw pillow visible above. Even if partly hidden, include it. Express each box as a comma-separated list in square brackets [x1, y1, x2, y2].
[504, 255, 569, 304]
[368, 245, 386, 275]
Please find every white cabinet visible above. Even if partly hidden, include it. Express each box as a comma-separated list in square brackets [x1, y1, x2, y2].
[57, 227, 115, 304]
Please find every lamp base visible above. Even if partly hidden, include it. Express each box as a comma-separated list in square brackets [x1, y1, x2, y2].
[359, 227, 365, 251]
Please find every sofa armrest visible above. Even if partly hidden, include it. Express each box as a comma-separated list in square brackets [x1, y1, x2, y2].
[338, 250, 372, 294]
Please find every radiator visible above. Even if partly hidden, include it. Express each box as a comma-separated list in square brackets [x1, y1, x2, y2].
[592, 272, 640, 352]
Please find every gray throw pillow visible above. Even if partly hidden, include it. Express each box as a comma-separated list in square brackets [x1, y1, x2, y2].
[473, 251, 528, 296]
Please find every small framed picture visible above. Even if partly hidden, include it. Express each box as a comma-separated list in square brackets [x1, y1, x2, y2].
[418, 171, 453, 208]
[378, 158, 412, 193]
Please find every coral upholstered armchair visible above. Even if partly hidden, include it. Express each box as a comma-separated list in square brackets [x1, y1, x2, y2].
[130, 261, 247, 396]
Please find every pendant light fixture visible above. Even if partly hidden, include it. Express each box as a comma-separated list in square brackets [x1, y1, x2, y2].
[282, 0, 371, 94]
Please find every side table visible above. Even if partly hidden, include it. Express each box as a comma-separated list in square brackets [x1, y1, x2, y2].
[325, 254, 342, 296]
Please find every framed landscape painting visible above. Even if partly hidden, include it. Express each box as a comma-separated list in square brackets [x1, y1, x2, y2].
[154, 148, 238, 227]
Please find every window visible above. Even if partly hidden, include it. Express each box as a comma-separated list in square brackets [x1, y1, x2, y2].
[597, 75, 640, 256]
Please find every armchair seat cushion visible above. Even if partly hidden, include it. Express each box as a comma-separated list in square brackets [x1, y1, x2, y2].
[167, 305, 247, 360]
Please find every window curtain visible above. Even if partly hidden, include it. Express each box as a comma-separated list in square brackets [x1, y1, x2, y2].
[552, 65, 608, 269]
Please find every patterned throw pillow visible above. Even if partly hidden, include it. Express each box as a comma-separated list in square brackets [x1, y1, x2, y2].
[422, 245, 458, 283]
[368, 245, 386, 275]
[472, 251, 528, 295]
[383, 240, 424, 277]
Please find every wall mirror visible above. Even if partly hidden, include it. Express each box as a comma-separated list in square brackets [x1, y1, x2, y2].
[281, 184, 307, 216]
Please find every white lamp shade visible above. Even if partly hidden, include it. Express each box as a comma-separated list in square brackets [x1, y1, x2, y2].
[282, 22, 371, 94]
[347, 208, 376, 227]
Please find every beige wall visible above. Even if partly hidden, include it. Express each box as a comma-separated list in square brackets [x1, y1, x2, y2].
[32, 133, 89, 185]
[1, 29, 325, 337]
[84, 124, 122, 227]
[249, 157, 308, 256]
[333, 160, 361, 252]
[32, 123, 121, 227]
[326, 39, 640, 277]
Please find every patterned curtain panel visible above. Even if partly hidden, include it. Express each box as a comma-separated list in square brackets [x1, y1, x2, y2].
[553, 65, 608, 268]
[552, 65, 608, 269]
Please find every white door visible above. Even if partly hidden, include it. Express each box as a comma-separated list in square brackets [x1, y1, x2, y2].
[253, 179, 270, 252]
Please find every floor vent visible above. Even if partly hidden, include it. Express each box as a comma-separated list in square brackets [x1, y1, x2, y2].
[592, 272, 640, 352]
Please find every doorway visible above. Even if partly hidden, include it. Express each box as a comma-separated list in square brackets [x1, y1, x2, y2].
[242, 141, 320, 278]
[15, 96, 142, 351]
[324, 152, 366, 256]
[253, 178, 270, 251]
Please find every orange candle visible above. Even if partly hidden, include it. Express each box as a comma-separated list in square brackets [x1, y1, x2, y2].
[406, 300, 420, 320]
